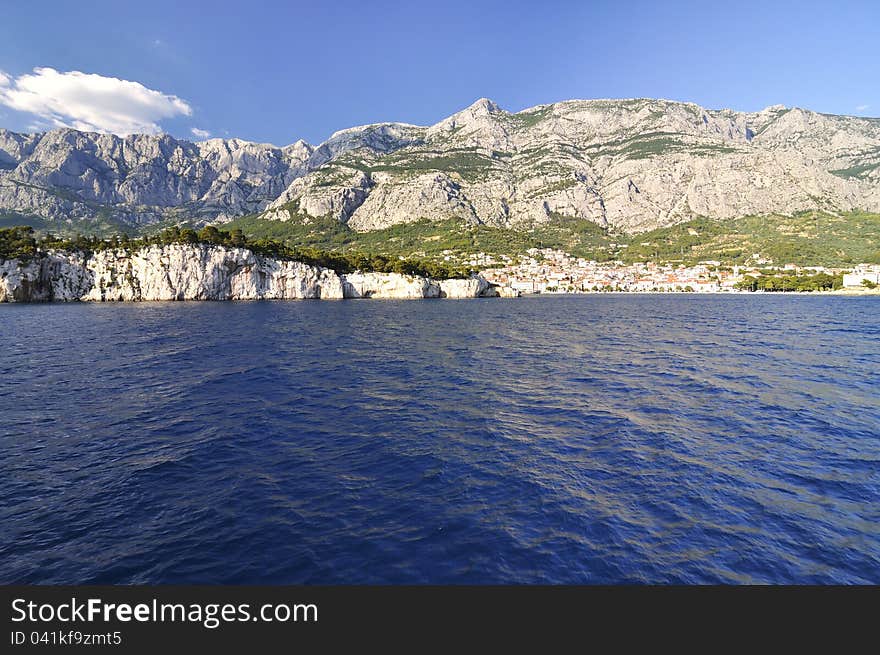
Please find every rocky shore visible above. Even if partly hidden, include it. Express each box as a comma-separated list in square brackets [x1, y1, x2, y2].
[0, 244, 515, 302]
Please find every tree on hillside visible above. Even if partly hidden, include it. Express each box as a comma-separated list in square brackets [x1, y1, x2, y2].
[198, 225, 224, 244]
[0, 226, 37, 261]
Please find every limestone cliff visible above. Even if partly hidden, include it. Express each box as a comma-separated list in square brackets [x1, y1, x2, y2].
[0, 244, 497, 302]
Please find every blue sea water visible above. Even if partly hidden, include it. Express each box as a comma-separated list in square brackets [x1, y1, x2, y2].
[0, 295, 878, 584]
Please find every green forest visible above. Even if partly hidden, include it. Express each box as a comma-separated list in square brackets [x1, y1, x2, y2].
[734, 272, 842, 292]
[221, 210, 880, 267]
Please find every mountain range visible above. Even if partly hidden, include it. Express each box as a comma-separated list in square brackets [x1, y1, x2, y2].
[1, 97, 879, 235]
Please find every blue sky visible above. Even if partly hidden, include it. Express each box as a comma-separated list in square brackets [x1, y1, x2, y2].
[0, 0, 877, 145]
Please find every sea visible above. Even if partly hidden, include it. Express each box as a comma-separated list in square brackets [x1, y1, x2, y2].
[1, 295, 878, 583]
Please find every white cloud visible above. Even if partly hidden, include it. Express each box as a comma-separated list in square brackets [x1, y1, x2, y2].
[856, 104, 870, 112]
[190, 127, 211, 139]
[0, 67, 192, 135]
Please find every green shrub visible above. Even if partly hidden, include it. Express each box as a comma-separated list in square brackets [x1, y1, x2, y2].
[0, 226, 37, 261]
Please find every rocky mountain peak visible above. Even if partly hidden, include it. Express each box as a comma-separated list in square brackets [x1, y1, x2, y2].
[428, 98, 504, 133]
[468, 97, 502, 115]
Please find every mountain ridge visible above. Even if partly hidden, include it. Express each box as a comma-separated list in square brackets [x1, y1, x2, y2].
[1, 97, 879, 234]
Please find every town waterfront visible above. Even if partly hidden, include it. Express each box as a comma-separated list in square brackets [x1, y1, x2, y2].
[479, 248, 880, 294]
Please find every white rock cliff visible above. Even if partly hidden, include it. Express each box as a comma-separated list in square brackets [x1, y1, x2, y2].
[0, 245, 496, 302]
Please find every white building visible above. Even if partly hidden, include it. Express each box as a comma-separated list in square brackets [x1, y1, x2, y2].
[843, 264, 880, 288]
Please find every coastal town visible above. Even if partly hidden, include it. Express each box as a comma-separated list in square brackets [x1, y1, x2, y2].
[444, 248, 880, 294]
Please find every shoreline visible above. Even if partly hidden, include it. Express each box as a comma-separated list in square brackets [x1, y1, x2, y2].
[512, 289, 880, 297]
[2, 243, 877, 303]
[5, 289, 879, 304]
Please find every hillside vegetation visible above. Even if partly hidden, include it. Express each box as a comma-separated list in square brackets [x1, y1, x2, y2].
[222, 210, 880, 267]
[5, 210, 879, 268]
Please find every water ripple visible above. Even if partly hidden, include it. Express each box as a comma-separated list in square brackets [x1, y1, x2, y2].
[0, 295, 878, 583]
